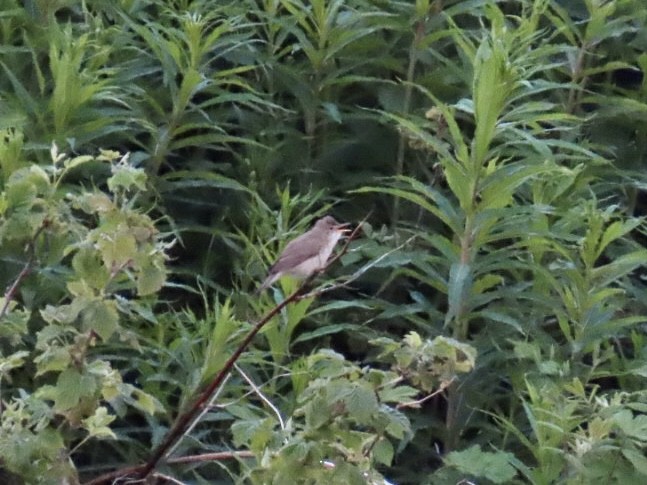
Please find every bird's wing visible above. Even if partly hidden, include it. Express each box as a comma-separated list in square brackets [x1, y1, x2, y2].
[270, 232, 320, 273]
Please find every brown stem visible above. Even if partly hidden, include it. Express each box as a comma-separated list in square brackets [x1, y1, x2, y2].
[83, 451, 254, 485]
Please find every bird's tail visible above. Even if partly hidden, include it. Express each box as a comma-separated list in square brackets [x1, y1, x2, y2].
[255, 272, 277, 294]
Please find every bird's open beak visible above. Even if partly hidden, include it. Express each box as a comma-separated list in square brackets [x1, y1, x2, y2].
[335, 222, 352, 233]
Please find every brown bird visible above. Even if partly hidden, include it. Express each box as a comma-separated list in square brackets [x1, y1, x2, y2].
[257, 216, 350, 293]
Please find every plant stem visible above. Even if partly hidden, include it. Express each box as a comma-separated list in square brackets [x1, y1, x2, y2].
[393, 20, 425, 230]
[0, 222, 47, 321]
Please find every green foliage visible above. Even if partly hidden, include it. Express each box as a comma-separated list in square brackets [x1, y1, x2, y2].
[230, 343, 440, 484]
[0, 145, 167, 482]
[1, 0, 647, 483]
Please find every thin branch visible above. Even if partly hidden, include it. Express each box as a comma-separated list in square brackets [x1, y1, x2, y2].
[151, 472, 186, 485]
[396, 378, 455, 410]
[82, 452, 253, 485]
[168, 450, 254, 465]
[0, 221, 48, 321]
[234, 363, 285, 431]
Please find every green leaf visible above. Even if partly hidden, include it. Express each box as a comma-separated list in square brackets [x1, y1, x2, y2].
[445, 445, 517, 484]
[137, 260, 166, 296]
[591, 250, 647, 286]
[130, 388, 163, 416]
[622, 448, 647, 476]
[445, 263, 472, 326]
[107, 161, 147, 192]
[0, 350, 29, 377]
[96, 230, 137, 268]
[377, 385, 419, 404]
[72, 247, 109, 289]
[34, 347, 72, 376]
[82, 299, 119, 340]
[343, 382, 379, 423]
[596, 218, 642, 259]
[63, 155, 93, 170]
[83, 406, 116, 439]
[372, 438, 394, 466]
[54, 368, 96, 411]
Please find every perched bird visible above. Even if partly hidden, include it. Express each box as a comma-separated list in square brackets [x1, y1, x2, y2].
[257, 216, 350, 293]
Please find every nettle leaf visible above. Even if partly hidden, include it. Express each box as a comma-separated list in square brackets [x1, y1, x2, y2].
[107, 161, 147, 192]
[137, 259, 167, 296]
[305, 394, 333, 430]
[429, 336, 477, 375]
[0, 307, 30, 344]
[73, 192, 114, 214]
[54, 368, 97, 411]
[372, 438, 394, 466]
[613, 409, 647, 441]
[378, 405, 411, 440]
[96, 229, 137, 268]
[343, 381, 379, 424]
[231, 417, 275, 451]
[0, 350, 29, 377]
[82, 406, 116, 439]
[377, 385, 419, 404]
[622, 448, 647, 476]
[445, 445, 517, 484]
[72, 246, 110, 289]
[40, 301, 83, 325]
[34, 346, 72, 376]
[81, 298, 119, 340]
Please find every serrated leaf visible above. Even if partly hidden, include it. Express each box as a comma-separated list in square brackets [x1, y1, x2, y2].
[34, 347, 72, 376]
[83, 406, 116, 439]
[622, 448, 647, 476]
[344, 382, 379, 423]
[72, 247, 109, 289]
[96, 231, 136, 268]
[0, 350, 29, 376]
[55, 368, 96, 411]
[107, 163, 147, 192]
[82, 299, 119, 340]
[380, 406, 411, 439]
[372, 438, 394, 466]
[445, 445, 516, 484]
[137, 261, 166, 296]
[377, 385, 419, 404]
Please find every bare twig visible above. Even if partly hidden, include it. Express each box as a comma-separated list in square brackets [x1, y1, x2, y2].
[151, 472, 186, 485]
[0, 222, 48, 321]
[396, 378, 455, 410]
[235, 363, 285, 431]
[168, 450, 254, 465]
[83, 451, 253, 485]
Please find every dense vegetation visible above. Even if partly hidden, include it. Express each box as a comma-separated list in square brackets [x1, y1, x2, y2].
[1, 0, 647, 483]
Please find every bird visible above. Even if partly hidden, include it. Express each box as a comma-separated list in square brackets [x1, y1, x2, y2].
[257, 216, 350, 293]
